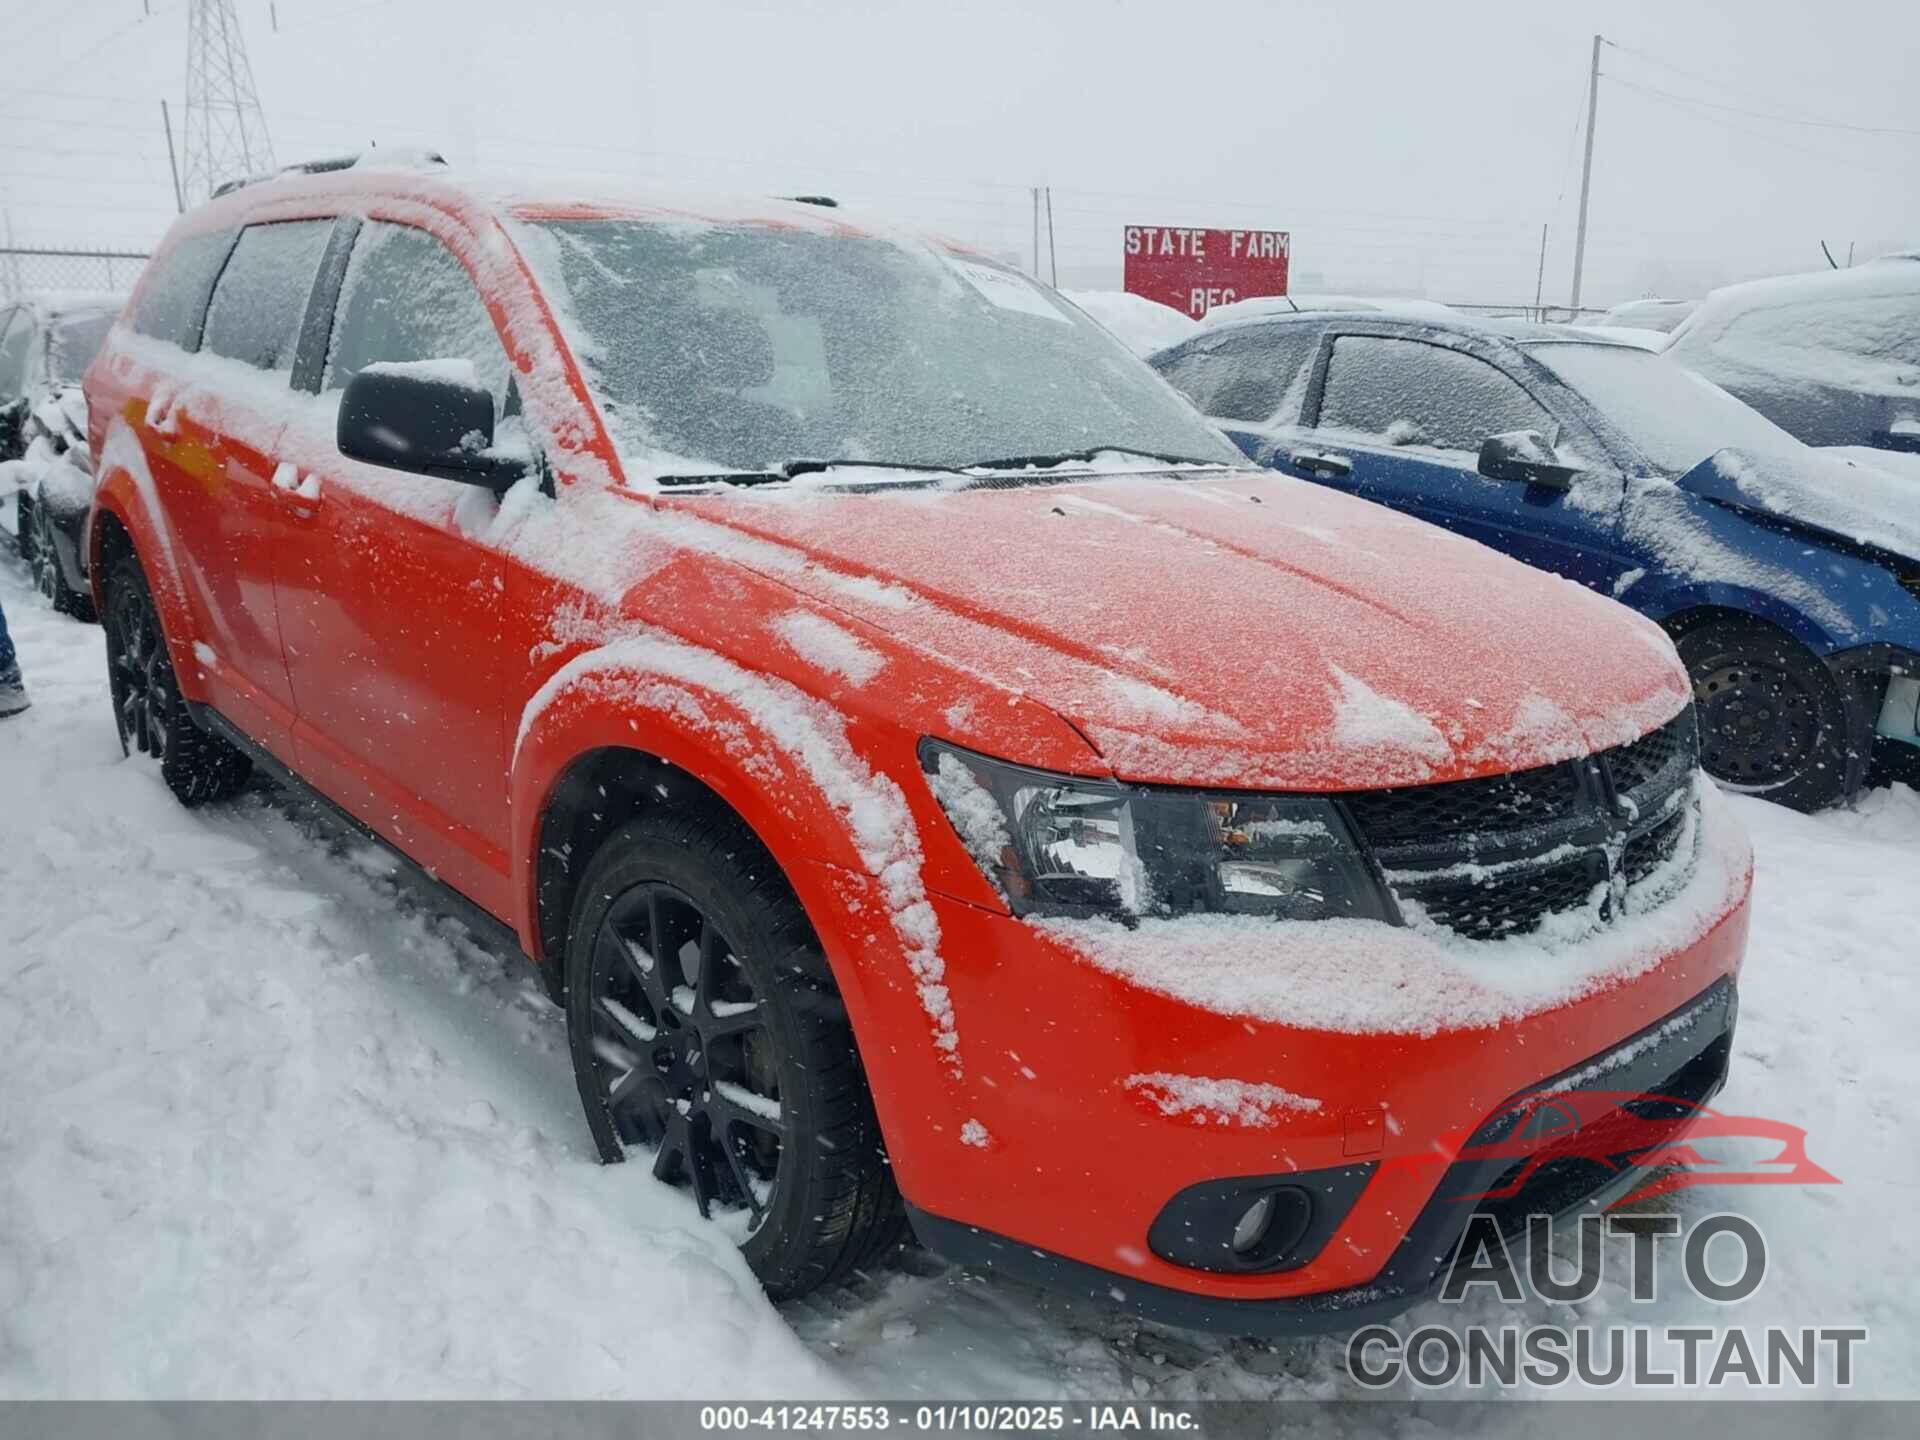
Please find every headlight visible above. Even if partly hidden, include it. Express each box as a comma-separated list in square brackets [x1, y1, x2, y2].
[921, 740, 1393, 923]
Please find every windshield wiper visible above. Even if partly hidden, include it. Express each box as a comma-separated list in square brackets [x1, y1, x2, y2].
[964, 445, 1232, 472]
[653, 459, 964, 489]
[652, 470, 788, 488]
[780, 458, 965, 479]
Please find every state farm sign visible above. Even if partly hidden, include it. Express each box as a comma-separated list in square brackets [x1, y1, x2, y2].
[1123, 226, 1291, 318]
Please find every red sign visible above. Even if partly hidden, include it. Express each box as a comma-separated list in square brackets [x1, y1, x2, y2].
[1123, 225, 1291, 318]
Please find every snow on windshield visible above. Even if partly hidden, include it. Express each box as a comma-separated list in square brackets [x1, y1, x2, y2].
[47, 309, 117, 385]
[514, 219, 1241, 481]
[1527, 342, 1798, 474]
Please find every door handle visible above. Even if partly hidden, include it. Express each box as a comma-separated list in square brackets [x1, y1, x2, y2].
[270, 462, 321, 502]
[1288, 450, 1353, 479]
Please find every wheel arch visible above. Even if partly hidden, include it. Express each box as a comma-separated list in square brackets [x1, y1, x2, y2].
[528, 743, 842, 1002]
[1639, 583, 1846, 656]
[507, 651, 957, 1083]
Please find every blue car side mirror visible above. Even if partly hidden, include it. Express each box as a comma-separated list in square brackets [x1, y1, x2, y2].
[1478, 430, 1579, 492]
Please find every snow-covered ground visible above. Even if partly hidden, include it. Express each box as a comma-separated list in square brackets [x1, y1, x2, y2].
[2, 553, 1916, 1400]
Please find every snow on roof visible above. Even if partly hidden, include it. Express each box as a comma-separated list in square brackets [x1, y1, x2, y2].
[1202, 294, 1459, 326]
[1680, 259, 1920, 332]
[1060, 290, 1198, 357]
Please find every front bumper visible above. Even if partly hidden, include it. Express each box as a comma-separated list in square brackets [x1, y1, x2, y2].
[871, 784, 1751, 1328]
[908, 977, 1738, 1336]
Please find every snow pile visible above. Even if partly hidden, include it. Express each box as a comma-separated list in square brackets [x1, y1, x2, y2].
[1823, 445, 1920, 485]
[1710, 447, 1920, 561]
[0, 566, 840, 1399]
[1327, 666, 1453, 775]
[1123, 1073, 1322, 1127]
[1033, 780, 1749, 1037]
[771, 610, 885, 686]
[514, 629, 958, 1068]
[1059, 290, 1198, 357]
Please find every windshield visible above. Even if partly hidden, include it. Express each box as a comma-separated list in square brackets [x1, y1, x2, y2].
[47, 310, 116, 384]
[1526, 341, 1801, 475]
[520, 218, 1241, 479]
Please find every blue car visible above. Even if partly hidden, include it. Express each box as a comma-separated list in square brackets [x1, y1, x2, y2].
[1150, 311, 1920, 809]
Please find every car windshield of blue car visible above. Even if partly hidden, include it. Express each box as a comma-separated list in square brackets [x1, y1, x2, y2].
[1527, 341, 1801, 476]
[517, 217, 1243, 483]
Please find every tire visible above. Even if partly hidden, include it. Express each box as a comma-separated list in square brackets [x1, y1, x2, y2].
[1675, 617, 1863, 812]
[102, 555, 252, 807]
[30, 490, 95, 621]
[565, 808, 904, 1299]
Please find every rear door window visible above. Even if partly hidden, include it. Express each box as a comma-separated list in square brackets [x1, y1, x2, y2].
[201, 220, 335, 373]
[1317, 335, 1553, 452]
[323, 221, 511, 408]
[130, 227, 239, 350]
[1156, 326, 1322, 423]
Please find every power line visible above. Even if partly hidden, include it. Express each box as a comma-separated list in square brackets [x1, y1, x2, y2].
[1606, 75, 1913, 182]
[1603, 37, 1920, 137]
[1609, 73, 1920, 139]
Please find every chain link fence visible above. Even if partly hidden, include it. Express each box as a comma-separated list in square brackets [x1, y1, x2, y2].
[0, 247, 151, 301]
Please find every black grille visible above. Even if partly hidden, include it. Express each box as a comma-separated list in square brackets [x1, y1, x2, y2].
[1609, 708, 1697, 796]
[1341, 762, 1582, 848]
[1405, 855, 1606, 939]
[1623, 807, 1689, 888]
[1346, 707, 1699, 941]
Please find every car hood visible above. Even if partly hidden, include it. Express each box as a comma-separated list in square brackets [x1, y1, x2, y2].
[1678, 446, 1920, 564]
[661, 468, 1692, 790]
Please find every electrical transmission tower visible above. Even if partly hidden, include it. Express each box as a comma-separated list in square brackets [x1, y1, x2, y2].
[182, 0, 275, 203]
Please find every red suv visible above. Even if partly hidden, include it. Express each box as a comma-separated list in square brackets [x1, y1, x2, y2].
[84, 161, 1753, 1331]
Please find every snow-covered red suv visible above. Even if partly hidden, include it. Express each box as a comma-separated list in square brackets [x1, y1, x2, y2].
[83, 161, 1753, 1331]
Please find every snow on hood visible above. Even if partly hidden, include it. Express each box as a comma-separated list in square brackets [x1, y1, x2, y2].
[1682, 446, 1920, 563]
[661, 468, 1691, 789]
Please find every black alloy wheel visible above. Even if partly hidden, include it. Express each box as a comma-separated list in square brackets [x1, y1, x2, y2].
[586, 881, 786, 1227]
[102, 555, 251, 806]
[564, 808, 903, 1298]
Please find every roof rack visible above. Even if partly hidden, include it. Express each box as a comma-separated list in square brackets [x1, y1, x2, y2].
[210, 148, 448, 199]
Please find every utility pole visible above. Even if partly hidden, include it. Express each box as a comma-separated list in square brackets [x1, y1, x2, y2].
[182, 0, 276, 204]
[1533, 222, 1548, 319]
[1569, 33, 1602, 314]
[1044, 186, 1057, 287]
[160, 100, 185, 214]
[1031, 187, 1041, 279]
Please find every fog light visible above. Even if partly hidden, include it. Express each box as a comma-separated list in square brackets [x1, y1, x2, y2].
[1230, 1193, 1276, 1254]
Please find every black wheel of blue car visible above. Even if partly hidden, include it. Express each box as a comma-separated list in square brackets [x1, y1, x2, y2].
[103, 555, 251, 807]
[564, 808, 903, 1299]
[1676, 617, 1855, 811]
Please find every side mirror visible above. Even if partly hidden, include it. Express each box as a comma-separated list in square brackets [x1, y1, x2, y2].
[1477, 429, 1579, 492]
[337, 361, 527, 493]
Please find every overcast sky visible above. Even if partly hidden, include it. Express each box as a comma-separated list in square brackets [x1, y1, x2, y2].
[3, 0, 1916, 307]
